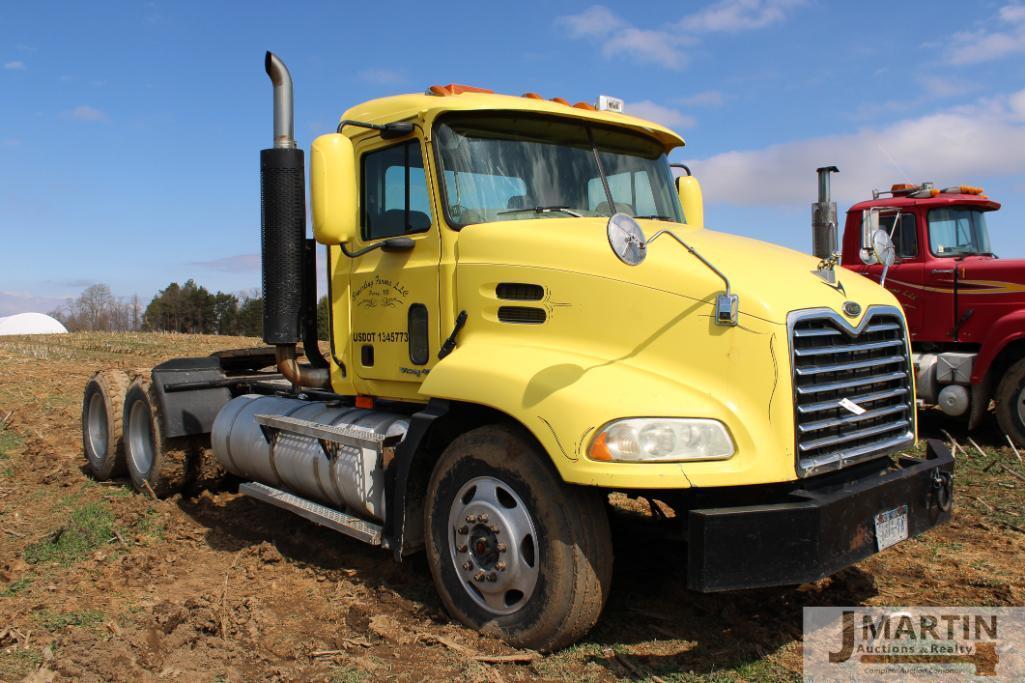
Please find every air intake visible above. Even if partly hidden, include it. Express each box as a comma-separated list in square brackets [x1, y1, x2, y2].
[498, 306, 546, 324]
[496, 283, 544, 301]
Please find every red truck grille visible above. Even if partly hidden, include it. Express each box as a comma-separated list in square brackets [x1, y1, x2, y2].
[789, 306, 915, 477]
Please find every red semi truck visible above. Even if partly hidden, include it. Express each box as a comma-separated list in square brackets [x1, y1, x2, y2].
[837, 180, 1025, 445]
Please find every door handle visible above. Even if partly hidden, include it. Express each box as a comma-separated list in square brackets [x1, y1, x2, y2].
[930, 268, 955, 275]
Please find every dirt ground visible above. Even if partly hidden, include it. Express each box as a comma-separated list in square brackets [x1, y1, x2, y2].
[0, 332, 1022, 682]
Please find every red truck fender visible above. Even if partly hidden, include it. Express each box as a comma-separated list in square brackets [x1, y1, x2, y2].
[972, 308, 1025, 384]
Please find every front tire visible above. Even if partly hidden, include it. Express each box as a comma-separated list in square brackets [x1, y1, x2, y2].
[424, 425, 612, 652]
[122, 378, 190, 498]
[996, 357, 1025, 448]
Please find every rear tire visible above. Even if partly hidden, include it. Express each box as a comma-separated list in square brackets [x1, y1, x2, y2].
[82, 370, 130, 480]
[122, 377, 190, 498]
[996, 357, 1025, 448]
[424, 424, 613, 652]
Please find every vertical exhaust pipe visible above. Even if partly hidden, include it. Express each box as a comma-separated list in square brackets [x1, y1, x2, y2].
[812, 165, 839, 260]
[261, 51, 329, 389]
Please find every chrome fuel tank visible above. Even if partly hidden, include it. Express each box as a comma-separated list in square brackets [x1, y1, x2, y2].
[211, 395, 409, 522]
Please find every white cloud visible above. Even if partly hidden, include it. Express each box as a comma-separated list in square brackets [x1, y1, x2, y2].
[627, 100, 696, 129]
[63, 105, 108, 122]
[946, 3, 1025, 64]
[4, 60, 26, 71]
[677, 0, 805, 33]
[358, 67, 406, 85]
[677, 90, 725, 107]
[191, 254, 260, 272]
[692, 88, 1025, 206]
[559, 5, 624, 37]
[0, 291, 68, 317]
[558, 2, 804, 70]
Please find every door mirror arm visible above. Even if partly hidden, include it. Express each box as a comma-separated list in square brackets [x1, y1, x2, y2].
[340, 236, 415, 258]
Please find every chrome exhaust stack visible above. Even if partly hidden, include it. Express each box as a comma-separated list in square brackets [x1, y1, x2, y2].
[260, 51, 329, 389]
[812, 165, 839, 260]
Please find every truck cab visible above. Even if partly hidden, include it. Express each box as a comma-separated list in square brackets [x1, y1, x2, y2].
[841, 184, 1025, 444]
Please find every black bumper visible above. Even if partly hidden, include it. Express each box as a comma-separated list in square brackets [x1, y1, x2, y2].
[686, 440, 954, 592]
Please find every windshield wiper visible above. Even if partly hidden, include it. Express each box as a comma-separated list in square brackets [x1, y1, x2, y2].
[497, 206, 583, 218]
[635, 214, 673, 221]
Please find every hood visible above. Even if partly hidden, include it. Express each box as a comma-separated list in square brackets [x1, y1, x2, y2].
[959, 255, 1025, 296]
[456, 217, 898, 325]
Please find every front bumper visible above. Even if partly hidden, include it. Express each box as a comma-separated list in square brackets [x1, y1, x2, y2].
[686, 440, 953, 592]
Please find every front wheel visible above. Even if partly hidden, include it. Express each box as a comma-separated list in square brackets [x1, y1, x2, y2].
[996, 357, 1025, 448]
[424, 425, 612, 652]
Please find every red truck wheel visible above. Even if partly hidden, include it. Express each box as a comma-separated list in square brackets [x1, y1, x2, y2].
[996, 358, 1025, 448]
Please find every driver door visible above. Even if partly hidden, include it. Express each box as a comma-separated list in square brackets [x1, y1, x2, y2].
[349, 136, 441, 398]
[862, 212, 925, 337]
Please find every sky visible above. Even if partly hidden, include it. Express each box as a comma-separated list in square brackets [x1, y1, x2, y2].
[2, 0, 1025, 315]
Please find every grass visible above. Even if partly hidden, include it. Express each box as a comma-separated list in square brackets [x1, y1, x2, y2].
[0, 427, 22, 477]
[33, 608, 105, 632]
[1, 577, 33, 597]
[0, 648, 44, 680]
[24, 501, 116, 566]
[329, 667, 370, 683]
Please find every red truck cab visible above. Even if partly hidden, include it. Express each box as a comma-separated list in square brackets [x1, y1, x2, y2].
[841, 183, 1025, 445]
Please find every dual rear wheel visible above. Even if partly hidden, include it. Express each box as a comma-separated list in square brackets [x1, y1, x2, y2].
[81, 371, 190, 498]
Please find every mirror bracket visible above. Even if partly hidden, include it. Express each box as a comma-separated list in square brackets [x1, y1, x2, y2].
[340, 237, 415, 259]
[646, 228, 738, 327]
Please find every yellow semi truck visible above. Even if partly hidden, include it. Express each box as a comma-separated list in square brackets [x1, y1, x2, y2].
[80, 53, 953, 651]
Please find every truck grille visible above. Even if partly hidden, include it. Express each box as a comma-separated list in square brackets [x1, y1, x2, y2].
[789, 306, 914, 477]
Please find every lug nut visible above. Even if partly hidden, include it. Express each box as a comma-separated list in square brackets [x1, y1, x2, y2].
[489, 525, 500, 534]
[466, 514, 476, 523]
[495, 561, 507, 572]
[478, 513, 489, 523]
[457, 543, 468, 553]
[457, 526, 468, 535]
[487, 573, 498, 582]
[496, 543, 507, 553]
[462, 561, 473, 571]
[474, 571, 486, 582]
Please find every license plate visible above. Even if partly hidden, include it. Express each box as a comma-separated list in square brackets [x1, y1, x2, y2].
[874, 504, 909, 551]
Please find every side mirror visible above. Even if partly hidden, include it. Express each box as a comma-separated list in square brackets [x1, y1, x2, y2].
[676, 173, 704, 227]
[311, 133, 357, 245]
[856, 207, 881, 258]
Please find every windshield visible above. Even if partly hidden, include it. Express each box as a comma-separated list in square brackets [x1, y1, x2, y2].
[928, 207, 993, 257]
[434, 113, 682, 226]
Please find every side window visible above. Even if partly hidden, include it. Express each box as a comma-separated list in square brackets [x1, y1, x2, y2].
[362, 140, 432, 241]
[877, 214, 918, 259]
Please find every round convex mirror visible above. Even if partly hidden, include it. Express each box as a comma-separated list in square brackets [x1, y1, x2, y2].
[607, 213, 647, 266]
[872, 228, 896, 268]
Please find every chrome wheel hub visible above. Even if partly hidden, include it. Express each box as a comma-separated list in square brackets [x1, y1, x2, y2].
[1017, 385, 1025, 426]
[86, 392, 108, 465]
[447, 476, 539, 615]
[127, 400, 154, 477]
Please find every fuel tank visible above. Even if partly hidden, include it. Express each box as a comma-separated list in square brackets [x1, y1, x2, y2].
[211, 395, 409, 522]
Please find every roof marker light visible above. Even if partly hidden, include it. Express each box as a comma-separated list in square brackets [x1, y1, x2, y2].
[521, 92, 543, 99]
[426, 84, 495, 96]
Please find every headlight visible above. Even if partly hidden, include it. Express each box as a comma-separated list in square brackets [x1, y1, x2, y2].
[588, 418, 735, 462]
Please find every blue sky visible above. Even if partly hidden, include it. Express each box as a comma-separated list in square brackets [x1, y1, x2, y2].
[2, 0, 1025, 315]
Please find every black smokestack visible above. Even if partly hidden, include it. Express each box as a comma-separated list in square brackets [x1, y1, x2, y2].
[260, 52, 305, 345]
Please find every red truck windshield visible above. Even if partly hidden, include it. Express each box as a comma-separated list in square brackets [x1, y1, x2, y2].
[928, 207, 993, 257]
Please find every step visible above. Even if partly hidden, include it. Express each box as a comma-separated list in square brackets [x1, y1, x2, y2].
[239, 482, 383, 546]
[254, 413, 395, 451]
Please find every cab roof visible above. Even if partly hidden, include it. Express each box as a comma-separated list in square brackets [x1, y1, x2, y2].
[339, 91, 686, 152]
[848, 194, 1001, 213]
